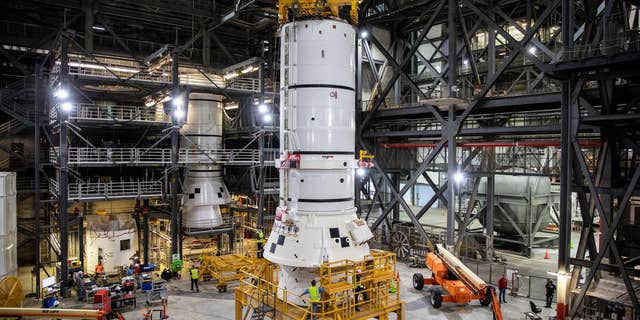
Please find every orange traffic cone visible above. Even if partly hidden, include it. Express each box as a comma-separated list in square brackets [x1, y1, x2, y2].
[544, 248, 550, 259]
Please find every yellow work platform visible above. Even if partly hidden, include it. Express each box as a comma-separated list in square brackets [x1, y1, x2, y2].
[235, 250, 405, 320]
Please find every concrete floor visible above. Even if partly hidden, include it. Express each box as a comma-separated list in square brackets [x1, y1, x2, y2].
[21, 261, 559, 320]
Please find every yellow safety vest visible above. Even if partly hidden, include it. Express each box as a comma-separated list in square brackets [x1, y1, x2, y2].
[389, 281, 397, 293]
[257, 231, 264, 240]
[308, 286, 320, 302]
[190, 268, 199, 280]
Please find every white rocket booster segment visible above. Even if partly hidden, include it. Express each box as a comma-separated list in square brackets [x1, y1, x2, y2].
[264, 19, 374, 304]
[181, 93, 231, 233]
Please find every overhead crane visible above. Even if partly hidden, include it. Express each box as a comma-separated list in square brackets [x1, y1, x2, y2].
[413, 244, 503, 320]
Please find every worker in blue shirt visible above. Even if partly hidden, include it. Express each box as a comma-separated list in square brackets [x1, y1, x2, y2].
[302, 280, 325, 320]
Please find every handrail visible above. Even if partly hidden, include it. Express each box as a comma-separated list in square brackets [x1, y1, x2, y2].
[49, 147, 262, 165]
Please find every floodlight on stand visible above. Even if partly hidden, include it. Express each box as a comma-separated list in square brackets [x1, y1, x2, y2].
[360, 29, 369, 39]
[61, 102, 73, 112]
[357, 168, 366, 177]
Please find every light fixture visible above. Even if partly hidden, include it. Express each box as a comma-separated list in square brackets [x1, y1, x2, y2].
[360, 30, 369, 39]
[528, 46, 537, 54]
[54, 87, 69, 99]
[223, 72, 239, 80]
[68, 61, 139, 74]
[61, 102, 73, 112]
[144, 99, 156, 107]
[92, 25, 106, 31]
[225, 104, 239, 110]
[453, 170, 465, 185]
[547, 271, 570, 278]
[357, 168, 366, 177]
[263, 113, 273, 123]
[174, 107, 185, 120]
[172, 96, 183, 108]
[258, 103, 268, 114]
[240, 66, 257, 74]
[463, 59, 469, 66]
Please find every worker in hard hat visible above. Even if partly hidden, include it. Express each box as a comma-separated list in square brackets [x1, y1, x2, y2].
[302, 280, 325, 320]
[95, 261, 104, 275]
[190, 266, 200, 292]
[73, 271, 84, 301]
[354, 273, 368, 311]
[256, 227, 265, 258]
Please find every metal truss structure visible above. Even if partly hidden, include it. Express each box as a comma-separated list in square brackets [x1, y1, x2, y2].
[356, 0, 640, 318]
[0, 0, 278, 298]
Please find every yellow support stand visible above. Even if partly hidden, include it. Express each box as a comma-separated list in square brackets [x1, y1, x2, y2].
[235, 250, 405, 320]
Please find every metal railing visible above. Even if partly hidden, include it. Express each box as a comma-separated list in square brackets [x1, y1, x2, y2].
[183, 216, 235, 236]
[50, 147, 262, 165]
[459, 256, 557, 303]
[50, 103, 170, 124]
[56, 55, 261, 93]
[0, 119, 23, 138]
[49, 178, 164, 201]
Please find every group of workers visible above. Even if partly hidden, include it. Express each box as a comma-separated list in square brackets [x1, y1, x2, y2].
[498, 274, 557, 308]
[301, 271, 378, 320]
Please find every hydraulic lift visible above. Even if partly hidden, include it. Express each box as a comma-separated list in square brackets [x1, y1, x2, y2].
[413, 244, 503, 320]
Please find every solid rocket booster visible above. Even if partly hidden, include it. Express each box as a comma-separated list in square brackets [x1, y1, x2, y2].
[180, 93, 231, 233]
[264, 18, 373, 305]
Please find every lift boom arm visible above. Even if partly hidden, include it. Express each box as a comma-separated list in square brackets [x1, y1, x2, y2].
[433, 244, 503, 320]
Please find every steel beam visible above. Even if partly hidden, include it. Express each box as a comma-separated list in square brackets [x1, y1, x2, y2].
[58, 32, 70, 294]
[170, 48, 180, 260]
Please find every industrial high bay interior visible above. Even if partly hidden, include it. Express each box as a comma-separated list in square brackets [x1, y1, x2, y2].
[0, 0, 638, 319]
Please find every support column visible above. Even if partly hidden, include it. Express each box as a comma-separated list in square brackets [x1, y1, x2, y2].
[445, 0, 458, 248]
[392, 173, 400, 222]
[82, 0, 94, 53]
[558, 1, 573, 318]
[34, 63, 42, 298]
[448, 0, 457, 98]
[170, 48, 181, 260]
[485, 147, 495, 262]
[446, 106, 457, 247]
[58, 33, 70, 294]
[78, 213, 84, 272]
[257, 126, 265, 227]
[202, 23, 211, 67]
[143, 208, 149, 264]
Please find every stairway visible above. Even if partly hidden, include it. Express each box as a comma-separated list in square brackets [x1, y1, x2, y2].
[249, 305, 274, 320]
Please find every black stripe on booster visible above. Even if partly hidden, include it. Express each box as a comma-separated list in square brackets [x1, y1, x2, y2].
[298, 197, 353, 203]
[287, 84, 355, 91]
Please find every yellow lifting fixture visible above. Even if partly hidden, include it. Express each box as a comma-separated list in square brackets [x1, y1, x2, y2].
[278, 0, 361, 25]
